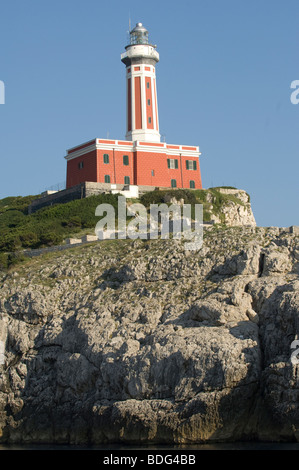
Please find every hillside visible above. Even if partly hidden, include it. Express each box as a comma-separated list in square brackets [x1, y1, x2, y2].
[0, 225, 298, 444]
[0, 193, 120, 268]
[0, 187, 255, 269]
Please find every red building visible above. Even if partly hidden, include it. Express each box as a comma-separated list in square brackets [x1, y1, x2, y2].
[65, 23, 202, 191]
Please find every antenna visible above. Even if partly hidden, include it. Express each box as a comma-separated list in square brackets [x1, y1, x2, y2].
[126, 13, 131, 44]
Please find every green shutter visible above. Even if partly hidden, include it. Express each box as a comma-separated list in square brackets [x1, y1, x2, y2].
[193, 161, 197, 170]
[175, 159, 178, 169]
[123, 155, 129, 165]
[190, 180, 195, 189]
[171, 179, 177, 188]
[124, 176, 130, 185]
[167, 159, 170, 169]
[104, 175, 110, 183]
[186, 160, 189, 170]
[103, 154, 109, 164]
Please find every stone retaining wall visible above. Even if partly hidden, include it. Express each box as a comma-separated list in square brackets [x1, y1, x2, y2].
[28, 182, 165, 214]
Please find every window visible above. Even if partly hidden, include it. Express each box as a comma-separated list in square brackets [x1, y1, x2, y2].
[148, 117, 152, 124]
[124, 176, 130, 185]
[151, 170, 155, 176]
[78, 162, 84, 169]
[171, 179, 177, 188]
[167, 158, 178, 169]
[123, 155, 129, 165]
[103, 154, 109, 164]
[189, 180, 195, 189]
[186, 160, 197, 170]
[147, 82, 150, 89]
[104, 175, 111, 183]
[147, 99, 151, 105]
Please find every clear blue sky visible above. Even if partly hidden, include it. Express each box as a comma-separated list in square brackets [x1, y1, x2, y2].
[0, 0, 298, 227]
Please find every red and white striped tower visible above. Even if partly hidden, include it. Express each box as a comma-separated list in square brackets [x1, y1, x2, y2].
[121, 23, 160, 143]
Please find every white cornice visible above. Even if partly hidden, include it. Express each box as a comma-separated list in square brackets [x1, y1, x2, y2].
[65, 138, 201, 161]
[64, 144, 97, 161]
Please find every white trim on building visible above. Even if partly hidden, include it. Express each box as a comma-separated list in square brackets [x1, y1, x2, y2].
[65, 139, 201, 161]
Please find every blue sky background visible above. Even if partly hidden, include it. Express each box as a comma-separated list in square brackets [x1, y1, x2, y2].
[0, 0, 298, 227]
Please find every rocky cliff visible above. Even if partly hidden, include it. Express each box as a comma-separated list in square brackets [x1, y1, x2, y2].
[0, 225, 298, 445]
[206, 188, 256, 226]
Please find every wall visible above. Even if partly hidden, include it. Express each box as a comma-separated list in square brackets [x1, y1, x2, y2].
[28, 184, 85, 214]
[134, 151, 202, 189]
[97, 149, 135, 186]
[65, 140, 202, 190]
[66, 150, 97, 188]
[28, 182, 155, 214]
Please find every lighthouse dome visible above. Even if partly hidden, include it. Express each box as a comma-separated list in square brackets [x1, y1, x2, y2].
[130, 22, 149, 45]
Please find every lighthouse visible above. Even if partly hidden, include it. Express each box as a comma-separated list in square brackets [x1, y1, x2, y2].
[64, 22, 203, 193]
[121, 23, 160, 143]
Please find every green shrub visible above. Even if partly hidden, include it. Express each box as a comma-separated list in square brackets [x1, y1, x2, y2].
[61, 216, 82, 228]
[20, 232, 39, 247]
[5, 236, 22, 252]
[140, 189, 197, 207]
[0, 195, 39, 215]
[203, 209, 211, 222]
[7, 252, 26, 267]
[0, 193, 121, 253]
[0, 253, 8, 270]
[211, 186, 237, 190]
[39, 232, 64, 247]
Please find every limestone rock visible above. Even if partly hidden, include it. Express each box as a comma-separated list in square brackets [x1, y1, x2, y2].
[0, 226, 298, 444]
[217, 189, 256, 226]
[262, 247, 293, 276]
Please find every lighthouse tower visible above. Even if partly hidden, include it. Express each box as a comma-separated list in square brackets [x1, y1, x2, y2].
[121, 23, 160, 143]
[64, 22, 203, 194]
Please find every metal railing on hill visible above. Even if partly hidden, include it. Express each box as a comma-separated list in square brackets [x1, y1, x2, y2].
[42, 181, 66, 193]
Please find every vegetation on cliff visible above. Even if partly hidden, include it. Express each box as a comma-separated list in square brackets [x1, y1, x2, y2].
[0, 187, 254, 269]
[0, 194, 120, 267]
